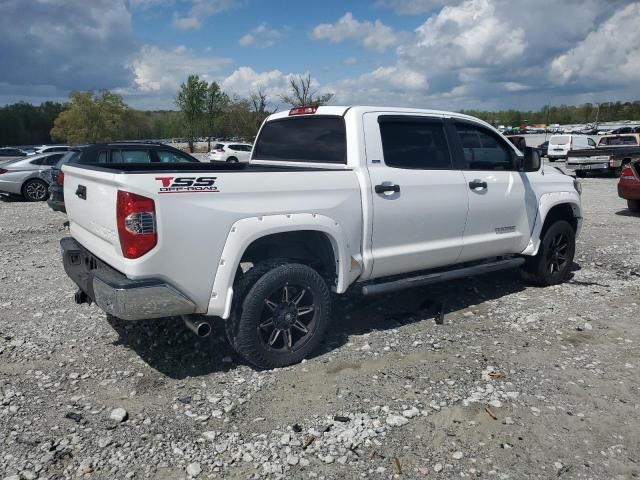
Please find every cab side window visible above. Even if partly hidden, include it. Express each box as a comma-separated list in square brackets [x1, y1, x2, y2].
[456, 123, 515, 171]
[587, 138, 596, 147]
[111, 149, 151, 163]
[379, 118, 452, 170]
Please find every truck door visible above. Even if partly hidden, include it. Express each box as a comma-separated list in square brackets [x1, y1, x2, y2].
[451, 121, 537, 261]
[364, 113, 469, 278]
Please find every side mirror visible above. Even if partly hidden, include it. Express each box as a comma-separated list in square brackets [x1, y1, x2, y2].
[522, 147, 541, 171]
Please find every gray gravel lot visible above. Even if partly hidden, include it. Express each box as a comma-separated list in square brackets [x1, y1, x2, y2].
[1, 175, 639, 480]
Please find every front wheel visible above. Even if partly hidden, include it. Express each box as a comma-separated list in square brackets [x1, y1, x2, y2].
[522, 220, 576, 286]
[227, 262, 332, 369]
[227, 157, 238, 163]
[628, 199, 640, 213]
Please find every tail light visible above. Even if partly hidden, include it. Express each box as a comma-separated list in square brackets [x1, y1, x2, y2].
[620, 166, 635, 180]
[289, 105, 317, 116]
[116, 190, 157, 259]
[55, 171, 64, 185]
[0, 168, 7, 174]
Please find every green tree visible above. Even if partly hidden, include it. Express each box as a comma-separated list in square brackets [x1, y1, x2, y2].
[204, 81, 229, 151]
[279, 74, 333, 107]
[176, 74, 208, 152]
[50, 90, 142, 144]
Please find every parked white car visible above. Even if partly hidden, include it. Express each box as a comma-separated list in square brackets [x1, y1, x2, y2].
[547, 135, 596, 161]
[60, 105, 582, 369]
[29, 145, 70, 156]
[208, 142, 253, 162]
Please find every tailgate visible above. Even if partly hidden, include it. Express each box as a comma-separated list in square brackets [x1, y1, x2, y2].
[63, 165, 121, 265]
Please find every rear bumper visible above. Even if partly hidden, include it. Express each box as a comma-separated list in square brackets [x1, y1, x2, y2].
[61, 237, 196, 320]
[0, 179, 22, 195]
[618, 181, 640, 200]
[47, 198, 66, 213]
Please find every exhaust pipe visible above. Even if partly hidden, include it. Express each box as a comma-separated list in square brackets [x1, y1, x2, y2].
[182, 315, 212, 338]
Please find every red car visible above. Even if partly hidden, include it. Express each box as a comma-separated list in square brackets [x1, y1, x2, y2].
[618, 162, 640, 212]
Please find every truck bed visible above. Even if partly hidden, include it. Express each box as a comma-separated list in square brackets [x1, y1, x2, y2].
[62, 161, 362, 314]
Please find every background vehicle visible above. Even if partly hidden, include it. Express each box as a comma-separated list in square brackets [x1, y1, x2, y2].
[30, 145, 70, 155]
[0, 147, 27, 160]
[617, 161, 640, 212]
[538, 141, 549, 157]
[547, 135, 596, 161]
[45, 142, 199, 213]
[60, 106, 582, 369]
[0, 152, 66, 201]
[567, 134, 640, 178]
[506, 135, 526, 152]
[208, 142, 253, 162]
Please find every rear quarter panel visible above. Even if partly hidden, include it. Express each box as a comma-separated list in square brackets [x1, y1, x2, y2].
[64, 165, 362, 313]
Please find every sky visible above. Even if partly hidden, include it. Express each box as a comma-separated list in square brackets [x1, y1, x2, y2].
[0, 0, 638, 111]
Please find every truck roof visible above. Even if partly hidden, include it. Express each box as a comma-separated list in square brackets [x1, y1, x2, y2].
[266, 105, 496, 129]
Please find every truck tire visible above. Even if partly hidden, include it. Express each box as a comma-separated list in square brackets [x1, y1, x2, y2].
[521, 220, 575, 286]
[226, 261, 332, 369]
[628, 199, 640, 213]
[575, 171, 586, 178]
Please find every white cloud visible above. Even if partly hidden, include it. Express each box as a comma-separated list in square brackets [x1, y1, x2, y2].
[220, 67, 334, 106]
[312, 12, 397, 51]
[401, 0, 526, 70]
[173, 0, 239, 30]
[343, 57, 358, 65]
[129, 45, 230, 94]
[550, 2, 640, 88]
[239, 24, 286, 48]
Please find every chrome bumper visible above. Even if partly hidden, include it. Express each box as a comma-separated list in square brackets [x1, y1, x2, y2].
[61, 237, 196, 320]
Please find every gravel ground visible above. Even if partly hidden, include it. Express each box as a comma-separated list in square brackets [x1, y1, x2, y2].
[1, 174, 639, 480]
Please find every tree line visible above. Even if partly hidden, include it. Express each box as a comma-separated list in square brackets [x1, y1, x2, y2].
[460, 101, 640, 127]
[2, 82, 638, 148]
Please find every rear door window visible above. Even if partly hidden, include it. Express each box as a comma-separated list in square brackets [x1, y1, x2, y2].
[44, 154, 64, 165]
[156, 150, 197, 163]
[379, 117, 452, 169]
[111, 149, 151, 163]
[253, 116, 346, 163]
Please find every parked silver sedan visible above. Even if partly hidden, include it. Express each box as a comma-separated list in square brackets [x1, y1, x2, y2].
[0, 152, 66, 201]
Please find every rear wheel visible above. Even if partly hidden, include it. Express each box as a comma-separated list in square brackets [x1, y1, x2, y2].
[628, 199, 640, 213]
[22, 179, 49, 202]
[522, 220, 575, 286]
[226, 261, 331, 369]
[576, 171, 586, 178]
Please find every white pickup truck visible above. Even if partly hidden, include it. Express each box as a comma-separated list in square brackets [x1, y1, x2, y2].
[61, 106, 583, 368]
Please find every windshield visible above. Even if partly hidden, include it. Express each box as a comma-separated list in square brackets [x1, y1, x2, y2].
[55, 150, 81, 168]
[253, 116, 347, 163]
[550, 136, 570, 145]
[598, 136, 638, 146]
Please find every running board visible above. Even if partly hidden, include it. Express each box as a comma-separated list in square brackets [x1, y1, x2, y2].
[361, 257, 525, 296]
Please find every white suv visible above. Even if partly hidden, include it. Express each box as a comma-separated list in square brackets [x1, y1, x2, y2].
[208, 142, 253, 163]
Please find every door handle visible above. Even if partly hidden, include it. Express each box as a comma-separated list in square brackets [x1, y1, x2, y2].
[75, 185, 87, 200]
[468, 180, 487, 190]
[375, 184, 400, 194]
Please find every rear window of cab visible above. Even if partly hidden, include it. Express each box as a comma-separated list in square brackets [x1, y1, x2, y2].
[252, 116, 346, 164]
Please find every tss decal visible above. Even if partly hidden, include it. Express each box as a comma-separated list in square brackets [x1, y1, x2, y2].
[155, 176, 219, 193]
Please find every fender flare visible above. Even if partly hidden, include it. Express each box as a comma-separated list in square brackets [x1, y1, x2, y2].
[521, 191, 582, 257]
[206, 213, 351, 319]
